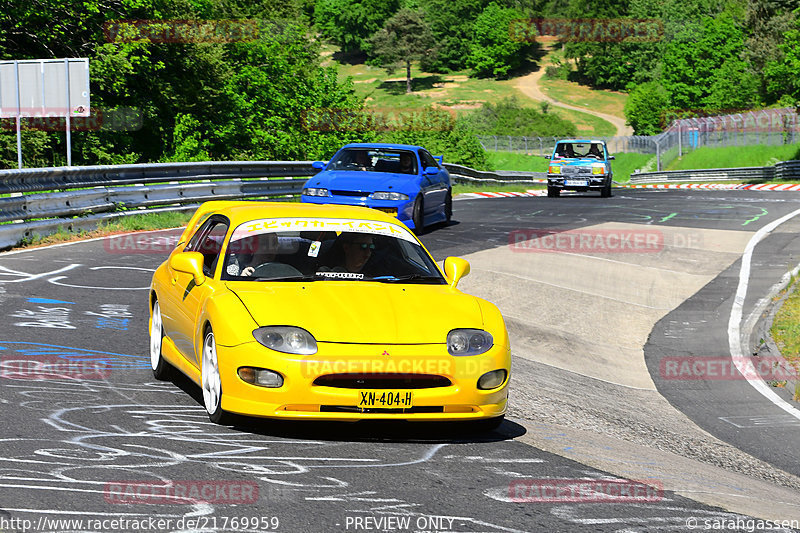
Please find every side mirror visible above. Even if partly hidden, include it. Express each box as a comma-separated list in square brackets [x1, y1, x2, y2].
[170, 251, 206, 285]
[608, 155, 615, 160]
[443, 257, 470, 288]
[312, 161, 326, 170]
[424, 166, 439, 176]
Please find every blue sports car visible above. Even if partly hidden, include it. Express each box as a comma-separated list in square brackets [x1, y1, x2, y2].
[301, 143, 452, 232]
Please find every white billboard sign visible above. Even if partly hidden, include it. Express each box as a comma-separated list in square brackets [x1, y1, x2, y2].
[0, 58, 89, 118]
[0, 58, 90, 168]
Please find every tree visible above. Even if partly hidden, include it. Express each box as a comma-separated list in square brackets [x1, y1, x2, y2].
[624, 82, 670, 135]
[764, 9, 800, 104]
[661, 14, 757, 110]
[419, 0, 493, 72]
[314, 0, 399, 55]
[368, 9, 436, 93]
[466, 3, 536, 78]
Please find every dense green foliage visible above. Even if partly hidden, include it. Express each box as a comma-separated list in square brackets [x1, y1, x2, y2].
[543, 0, 800, 133]
[460, 98, 577, 138]
[0, 0, 366, 168]
[313, 0, 399, 55]
[467, 3, 537, 78]
[5, 0, 800, 168]
[623, 82, 670, 136]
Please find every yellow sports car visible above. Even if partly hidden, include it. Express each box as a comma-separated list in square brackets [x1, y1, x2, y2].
[149, 201, 510, 428]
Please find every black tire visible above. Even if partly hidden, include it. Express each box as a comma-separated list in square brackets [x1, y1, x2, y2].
[600, 180, 612, 198]
[201, 327, 233, 425]
[547, 186, 560, 198]
[444, 189, 452, 223]
[149, 301, 173, 381]
[412, 195, 424, 233]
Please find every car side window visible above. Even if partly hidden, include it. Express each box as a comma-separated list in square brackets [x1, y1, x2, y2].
[187, 219, 229, 276]
[419, 150, 439, 170]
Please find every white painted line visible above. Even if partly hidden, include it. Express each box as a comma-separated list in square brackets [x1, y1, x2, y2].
[728, 206, 800, 421]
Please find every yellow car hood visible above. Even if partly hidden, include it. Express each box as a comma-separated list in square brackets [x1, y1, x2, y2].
[227, 282, 484, 344]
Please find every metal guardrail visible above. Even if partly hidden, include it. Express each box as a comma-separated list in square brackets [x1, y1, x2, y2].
[629, 160, 800, 184]
[0, 161, 543, 250]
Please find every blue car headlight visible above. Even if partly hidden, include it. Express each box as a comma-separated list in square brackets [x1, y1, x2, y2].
[369, 191, 409, 201]
[253, 326, 317, 355]
[447, 329, 493, 356]
[303, 188, 330, 197]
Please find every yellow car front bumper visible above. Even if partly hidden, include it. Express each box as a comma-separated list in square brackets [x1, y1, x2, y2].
[218, 341, 510, 421]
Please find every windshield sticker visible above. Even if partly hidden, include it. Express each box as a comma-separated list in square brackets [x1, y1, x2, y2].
[232, 218, 416, 243]
[308, 240, 321, 257]
[315, 271, 364, 280]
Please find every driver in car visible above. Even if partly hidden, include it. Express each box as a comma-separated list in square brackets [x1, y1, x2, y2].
[226, 232, 278, 277]
[588, 144, 603, 159]
[319, 232, 375, 274]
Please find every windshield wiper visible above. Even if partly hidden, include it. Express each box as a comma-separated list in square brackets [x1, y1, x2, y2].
[253, 273, 318, 282]
[371, 274, 444, 283]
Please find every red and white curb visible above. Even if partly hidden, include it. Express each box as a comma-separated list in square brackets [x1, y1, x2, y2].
[626, 183, 800, 191]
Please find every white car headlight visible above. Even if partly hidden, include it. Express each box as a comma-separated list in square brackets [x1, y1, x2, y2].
[253, 326, 317, 355]
[303, 188, 330, 197]
[370, 191, 409, 201]
[447, 329, 493, 356]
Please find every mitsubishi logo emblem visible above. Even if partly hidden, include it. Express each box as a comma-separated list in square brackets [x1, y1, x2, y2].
[381, 350, 390, 356]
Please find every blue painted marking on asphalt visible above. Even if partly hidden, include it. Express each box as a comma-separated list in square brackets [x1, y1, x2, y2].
[26, 297, 75, 305]
[95, 317, 130, 331]
[0, 342, 149, 369]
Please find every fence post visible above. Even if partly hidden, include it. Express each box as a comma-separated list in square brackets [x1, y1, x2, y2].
[656, 138, 661, 171]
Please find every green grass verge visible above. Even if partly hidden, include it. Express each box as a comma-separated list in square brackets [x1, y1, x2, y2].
[666, 144, 800, 171]
[485, 152, 549, 172]
[453, 182, 544, 194]
[770, 278, 800, 400]
[612, 153, 657, 182]
[538, 77, 628, 119]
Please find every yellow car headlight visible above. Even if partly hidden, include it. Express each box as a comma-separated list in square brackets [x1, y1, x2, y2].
[253, 326, 317, 355]
[592, 166, 605, 175]
[548, 165, 561, 174]
[448, 329, 493, 356]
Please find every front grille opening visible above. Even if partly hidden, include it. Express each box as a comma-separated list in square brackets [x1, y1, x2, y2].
[331, 190, 368, 197]
[313, 373, 452, 389]
[320, 405, 444, 414]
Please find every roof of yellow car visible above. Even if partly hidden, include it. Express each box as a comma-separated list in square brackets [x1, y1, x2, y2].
[200, 201, 400, 226]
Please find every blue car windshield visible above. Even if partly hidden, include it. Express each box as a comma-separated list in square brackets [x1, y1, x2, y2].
[327, 149, 417, 175]
[554, 143, 605, 159]
[222, 220, 444, 283]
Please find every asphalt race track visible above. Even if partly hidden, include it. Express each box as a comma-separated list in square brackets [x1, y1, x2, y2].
[0, 189, 799, 532]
